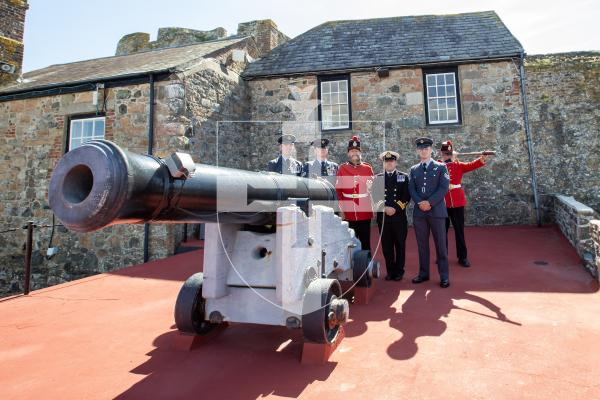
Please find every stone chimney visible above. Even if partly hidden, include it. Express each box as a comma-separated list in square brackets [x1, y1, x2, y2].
[0, 0, 29, 86]
[237, 19, 289, 57]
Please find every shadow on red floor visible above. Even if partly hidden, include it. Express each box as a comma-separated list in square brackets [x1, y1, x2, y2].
[1, 225, 599, 400]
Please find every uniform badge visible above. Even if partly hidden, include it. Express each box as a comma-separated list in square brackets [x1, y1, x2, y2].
[397, 175, 405, 182]
[327, 164, 337, 176]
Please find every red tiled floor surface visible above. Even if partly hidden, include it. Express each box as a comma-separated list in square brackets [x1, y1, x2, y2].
[0, 225, 599, 399]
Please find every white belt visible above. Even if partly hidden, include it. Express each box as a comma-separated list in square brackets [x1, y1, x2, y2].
[449, 184, 462, 190]
[342, 192, 369, 199]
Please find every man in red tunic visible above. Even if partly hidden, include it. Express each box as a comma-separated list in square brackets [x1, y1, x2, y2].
[440, 140, 491, 267]
[336, 135, 374, 252]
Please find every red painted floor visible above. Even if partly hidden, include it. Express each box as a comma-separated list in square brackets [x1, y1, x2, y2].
[0, 226, 599, 400]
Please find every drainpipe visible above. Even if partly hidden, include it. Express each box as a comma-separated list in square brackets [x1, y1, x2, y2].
[518, 51, 542, 227]
[143, 74, 155, 262]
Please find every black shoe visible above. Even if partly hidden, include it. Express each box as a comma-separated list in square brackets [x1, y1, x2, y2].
[458, 259, 471, 268]
[393, 274, 403, 281]
[385, 274, 394, 281]
[440, 280, 450, 288]
[412, 276, 429, 284]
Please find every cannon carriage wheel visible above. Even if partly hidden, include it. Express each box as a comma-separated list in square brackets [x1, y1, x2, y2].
[174, 273, 218, 335]
[353, 250, 377, 288]
[302, 278, 348, 344]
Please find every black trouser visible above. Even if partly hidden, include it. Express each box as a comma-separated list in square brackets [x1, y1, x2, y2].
[446, 207, 467, 261]
[414, 216, 449, 280]
[348, 219, 371, 252]
[377, 220, 408, 277]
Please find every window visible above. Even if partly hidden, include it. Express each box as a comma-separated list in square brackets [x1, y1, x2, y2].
[423, 69, 461, 125]
[318, 75, 351, 131]
[69, 116, 105, 150]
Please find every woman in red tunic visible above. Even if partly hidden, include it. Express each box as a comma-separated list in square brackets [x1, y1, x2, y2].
[440, 140, 491, 267]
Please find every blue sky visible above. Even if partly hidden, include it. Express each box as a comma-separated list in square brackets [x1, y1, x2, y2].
[22, 0, 599, 72]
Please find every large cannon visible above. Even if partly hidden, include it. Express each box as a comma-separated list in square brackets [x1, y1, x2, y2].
[49, 140, 379, 344]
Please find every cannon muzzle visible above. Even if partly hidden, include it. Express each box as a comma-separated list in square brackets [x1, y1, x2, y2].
[49, 140, 337, 232]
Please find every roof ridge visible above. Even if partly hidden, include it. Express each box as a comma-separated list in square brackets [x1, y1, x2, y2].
[320, 10, 498, 25]
[29, 36, 249, 74]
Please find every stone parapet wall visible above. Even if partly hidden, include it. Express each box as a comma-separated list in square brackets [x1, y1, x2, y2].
[554, 194, 598, 278]
[526, 52, 600, 216]
[590, 220, 600, 281]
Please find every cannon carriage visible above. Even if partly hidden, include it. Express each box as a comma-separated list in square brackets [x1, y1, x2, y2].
[49, 140, 379, 344]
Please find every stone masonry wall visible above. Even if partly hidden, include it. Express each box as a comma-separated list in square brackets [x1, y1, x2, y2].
[0, 0, 28, 85]
[116, 27, 227, 56]
[0, 80, 187, 296]
[0, 44, 256, 296]
[525, 52, 600, 216]
[590, 220, 600, 282]
[554, 195, 598, 278]
[182, 42, 259, 170]
[247, 60, 535, 225]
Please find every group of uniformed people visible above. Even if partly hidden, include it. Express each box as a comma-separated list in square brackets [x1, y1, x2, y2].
[266, 133, 491, 288]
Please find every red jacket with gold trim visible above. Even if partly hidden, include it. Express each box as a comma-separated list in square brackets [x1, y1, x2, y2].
[442, 158, 485, 208]
[335, 162, 374, 221]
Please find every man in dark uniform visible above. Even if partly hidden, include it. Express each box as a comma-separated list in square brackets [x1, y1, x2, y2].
[408, 137, 451, 288]
[302, 138, 339, 181]
[374, 151, 411, 281]
[335, 135, 374, 252]
[266, 134, 302, 176]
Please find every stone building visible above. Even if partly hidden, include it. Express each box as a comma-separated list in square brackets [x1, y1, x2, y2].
[243, 11, 535, 226]
[242, 12, 599, 227]
[0, 7, 599, 296]
[0, 17, 288, 296]
[0, 0, 28, 86]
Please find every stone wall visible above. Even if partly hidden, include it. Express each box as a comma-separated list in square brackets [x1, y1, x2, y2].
[590, 220, 600, 281]
[247, 60, 535, 225]
[553, 195, 598, 278]
[116, 27, 227, 56]
[0, 44, 256, 297]
[0, 0, 28, 85]
[525, 52, 600, 216]
[0, 80, 187, 296]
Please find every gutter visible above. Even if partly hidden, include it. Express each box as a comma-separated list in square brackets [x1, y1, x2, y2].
[518, 51, 542, 227]
[143, 73, 156, 263]
[242, 54, 523, 80]
[0, 70, 172, 102]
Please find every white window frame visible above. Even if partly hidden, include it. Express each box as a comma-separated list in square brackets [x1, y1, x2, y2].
[425, 71, 460, 125]
[319, 78, 350, 131]
[69, 116, 105, 150]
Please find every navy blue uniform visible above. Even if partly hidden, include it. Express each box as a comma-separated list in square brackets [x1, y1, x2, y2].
[301, 159, 339, 179]
[409, 160, 450, 281]
[266, 155, 302, 176]
[373, 170, 410, 278]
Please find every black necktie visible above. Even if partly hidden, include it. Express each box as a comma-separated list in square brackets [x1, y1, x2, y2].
[422, 163, 427, 171]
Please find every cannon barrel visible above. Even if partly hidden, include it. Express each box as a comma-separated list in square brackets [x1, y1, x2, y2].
[49, 140, 337, 232]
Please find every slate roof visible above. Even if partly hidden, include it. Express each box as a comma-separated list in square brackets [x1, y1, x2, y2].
[243, 11, 523, 78]
[0, 37, 249, 94]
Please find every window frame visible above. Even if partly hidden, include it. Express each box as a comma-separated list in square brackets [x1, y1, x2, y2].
[66, 113, 106, 151]
[422, 67, 462, 126]
[317, 74, 352, 132]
